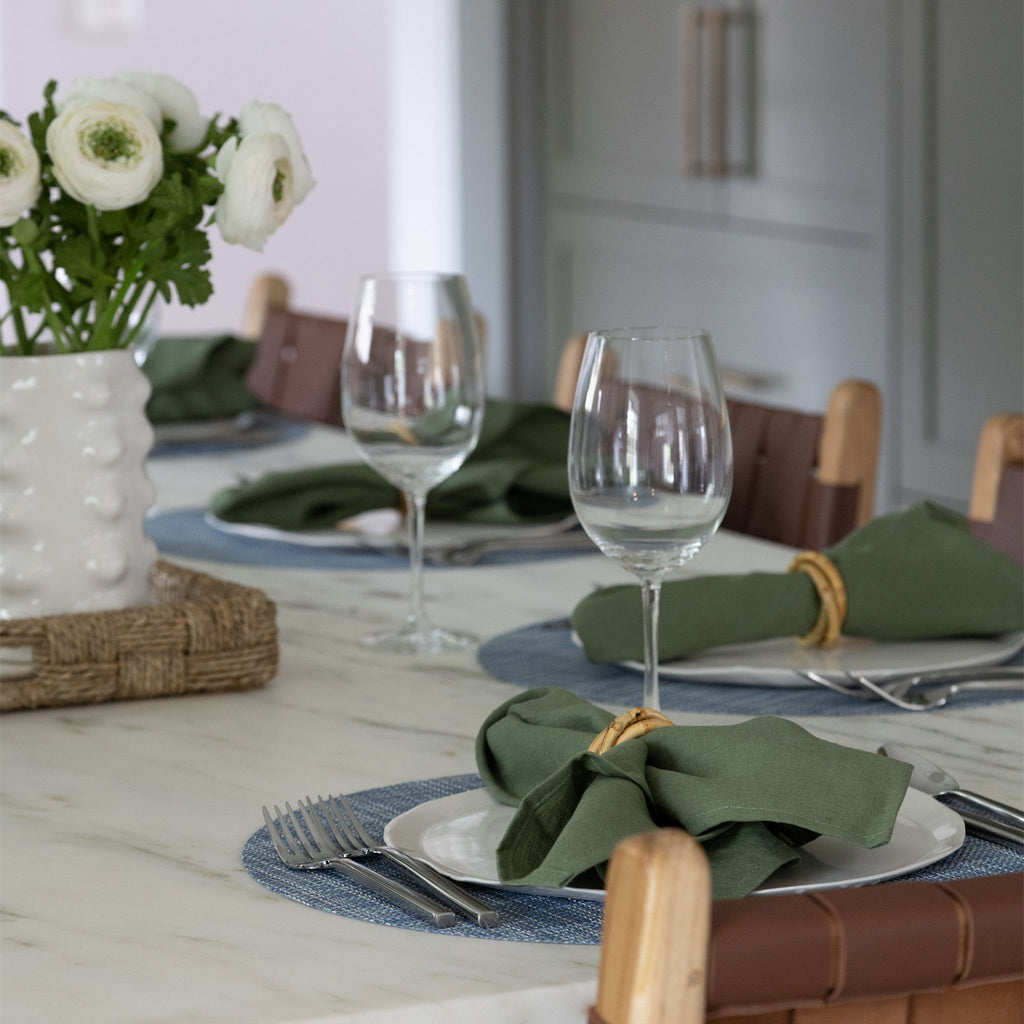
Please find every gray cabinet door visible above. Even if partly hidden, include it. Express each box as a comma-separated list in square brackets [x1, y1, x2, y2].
[896, 0, 1023, 509]
[544, 0, 888, 235]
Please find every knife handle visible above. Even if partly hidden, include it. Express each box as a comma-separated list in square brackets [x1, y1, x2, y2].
[380, 847, 500, 927]
[954, 789, 1024, 830]
[328, 858, 458, 927]
[958, 809, 1024, 846]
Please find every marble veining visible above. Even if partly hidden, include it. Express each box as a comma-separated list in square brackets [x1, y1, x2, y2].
[2, 425, 1021, 1023]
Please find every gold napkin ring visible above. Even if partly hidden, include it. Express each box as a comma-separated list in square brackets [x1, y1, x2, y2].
[788, 551, 847, 648]
[588, 707, 674, 754]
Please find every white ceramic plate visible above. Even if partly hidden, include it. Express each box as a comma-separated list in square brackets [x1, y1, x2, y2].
[205, 511, 580, 552]
[383, 786, 964, 900]
[613, 631, 1024, 689]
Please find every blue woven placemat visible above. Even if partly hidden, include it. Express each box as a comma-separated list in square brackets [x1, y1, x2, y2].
[149, 415, 309, 457]
[241, 774, 1024, 944]
[146, 510, 598, 570]
[476, 620, 1024, 717]
[146, 508, 413, 569]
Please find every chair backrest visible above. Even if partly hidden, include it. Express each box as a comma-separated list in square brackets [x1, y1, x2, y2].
[244, 302, 348, 427]
[554, 335, 881, 548]
[724, 380, 880, 549]
[241, 274, 490, 428]
[968, 413, 1023, 565]
[241, 272, 291, 340]
[590, 828, 1024, 1024]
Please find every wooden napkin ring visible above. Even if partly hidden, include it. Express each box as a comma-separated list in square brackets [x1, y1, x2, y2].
[588, 707, 675, 754]
[788, 550, 848, 647]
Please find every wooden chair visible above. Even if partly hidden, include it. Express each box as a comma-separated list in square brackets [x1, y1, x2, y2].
[241, 272, 291, 340]
[968, 413, 1023, 565]
[590, 828, 1024, 1024]
[241, 274, 489, 429]
[554, 333, 881, 549]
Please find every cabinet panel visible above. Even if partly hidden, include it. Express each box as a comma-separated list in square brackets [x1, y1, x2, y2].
[544, 211, 888, 413]
[898, 0, 1023, 509]
[545, 0, 888, 236]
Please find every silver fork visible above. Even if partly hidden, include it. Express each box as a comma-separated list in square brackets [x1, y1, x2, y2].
[424, 529, 595, 566]
[306, 794, 499, 927]
[262, 803, 457, 928]
[847, 666, 1023, 705]
[800, 667, 1023, 710]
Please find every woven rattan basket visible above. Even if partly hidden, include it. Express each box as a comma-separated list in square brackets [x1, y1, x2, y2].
[0, 560, 278, 712]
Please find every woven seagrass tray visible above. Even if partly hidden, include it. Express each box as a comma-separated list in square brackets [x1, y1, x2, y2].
[0, 560, 278, 712]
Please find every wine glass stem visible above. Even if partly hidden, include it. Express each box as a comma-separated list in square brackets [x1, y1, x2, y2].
[405, 491, 429, 634]
[640, 578, 662, 711]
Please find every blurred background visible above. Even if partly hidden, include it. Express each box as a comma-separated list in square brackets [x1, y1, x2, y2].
[1, 0, 1021, 513]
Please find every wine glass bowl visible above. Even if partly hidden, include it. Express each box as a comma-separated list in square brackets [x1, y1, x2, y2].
[341, 272, 485, 653]
[568, 327, 733, 708]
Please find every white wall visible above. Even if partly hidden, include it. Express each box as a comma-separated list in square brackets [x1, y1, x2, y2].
[0, 0, 510, 390]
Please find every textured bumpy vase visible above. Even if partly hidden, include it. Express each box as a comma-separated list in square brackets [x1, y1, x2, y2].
[0, 350, 158, 620]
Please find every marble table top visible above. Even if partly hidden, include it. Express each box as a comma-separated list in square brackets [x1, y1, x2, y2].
[2, 425, 1021, 1023]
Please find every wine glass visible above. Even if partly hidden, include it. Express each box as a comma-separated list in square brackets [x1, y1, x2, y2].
[568, 327, 733, 710]
[341, 272, 486, 653]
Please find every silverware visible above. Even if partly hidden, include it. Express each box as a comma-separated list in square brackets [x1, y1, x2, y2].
[799, 667, 1023, 710]
[306, 794, 499, 927]
[878, 743, 1024, 845]
[878, 743, 1024, 827]
[262, 803, 457, 928]
[848, 666, 1023, 706]
[424, 528, 595, 566]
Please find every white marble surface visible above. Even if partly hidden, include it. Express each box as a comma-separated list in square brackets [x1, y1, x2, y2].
[2, 426, 1021, 1023]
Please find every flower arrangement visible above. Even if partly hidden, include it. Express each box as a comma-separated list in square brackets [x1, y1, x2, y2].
[0, 72, 313, 355]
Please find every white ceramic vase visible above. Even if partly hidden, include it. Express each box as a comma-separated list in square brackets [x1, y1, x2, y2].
[0, 350, 158, 620]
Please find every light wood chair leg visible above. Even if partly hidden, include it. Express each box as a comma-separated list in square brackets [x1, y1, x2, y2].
[969, 412, 1024, 522]
[242, 273, 291, 340]
[817, 379, 881, 526]
[553, 332, 590, 411]
[594, 829, 711, 1024]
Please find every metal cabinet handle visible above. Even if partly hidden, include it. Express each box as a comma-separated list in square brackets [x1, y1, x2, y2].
[682, 5, 753, 178]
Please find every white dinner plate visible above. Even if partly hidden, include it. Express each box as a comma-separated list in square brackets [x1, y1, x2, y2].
[205, 510, 579, 552]
[613, 631, 1024, 688]
[383, 786, 964, 900]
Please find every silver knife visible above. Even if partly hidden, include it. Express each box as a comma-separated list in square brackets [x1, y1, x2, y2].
[879, 743, 1024, 844]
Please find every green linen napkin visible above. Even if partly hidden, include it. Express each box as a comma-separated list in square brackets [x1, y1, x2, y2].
[208, 399, 572, 528]
[475, 687, 912, 899]
[143, 334, 261, 424]
[573, 501, 1024, 663]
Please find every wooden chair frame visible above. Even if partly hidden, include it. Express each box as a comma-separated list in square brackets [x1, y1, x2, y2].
[591, 829, 1023, 1024]
[554, 334, 881, 543]
[968, 413, 1024, 523]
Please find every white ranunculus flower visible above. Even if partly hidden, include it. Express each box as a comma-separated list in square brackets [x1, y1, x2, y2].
[114, 71, 209, 151]
[46, 101, 163, 211]
[57, 76, 162, 135]
[214, 132, 295, 251]
[0, 120, 42, 227]
[238, 101, 314, 203]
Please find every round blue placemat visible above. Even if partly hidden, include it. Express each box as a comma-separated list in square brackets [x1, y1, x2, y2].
[146, 508, 413, 569]
[243, 774, 603, 942]
[476, 620, 1024, 717]
[146, 509, 598, 570]
[242, 774, 1024, 944]
[149, 414, 309, 457]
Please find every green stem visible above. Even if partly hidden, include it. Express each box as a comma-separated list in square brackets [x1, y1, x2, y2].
[9, 307, 32, 355]
[19, 245, 76, 352]
[87, 257, 146, 350]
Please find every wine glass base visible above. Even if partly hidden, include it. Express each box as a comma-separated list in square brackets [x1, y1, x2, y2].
[359, 625, 478, 654]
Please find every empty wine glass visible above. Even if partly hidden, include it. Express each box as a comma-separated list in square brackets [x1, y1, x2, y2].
[341, 272, 485, 653]
[568, 327, 733, 710]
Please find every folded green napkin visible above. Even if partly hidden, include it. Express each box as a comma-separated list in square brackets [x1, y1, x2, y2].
[208, 399, 572, 528]
[475, 687, 912, 898]
[573, 501, 1024, 663]
[142, 334, 261, 424]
